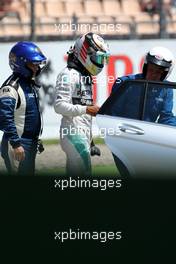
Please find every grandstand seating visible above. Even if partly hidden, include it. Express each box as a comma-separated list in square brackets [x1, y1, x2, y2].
[166, 13, 176, 34]
[84, 0, 103, 17]
[102, 0, 121, 17]
[65, 0, 84, 17]
[45, 1, 66, 19]
[122, 0, 141, 16]
[115, 14, 134, 36]
[2, 16, 24, 36]
[0, 0, 175, 40]
[135, 13, 160, 35]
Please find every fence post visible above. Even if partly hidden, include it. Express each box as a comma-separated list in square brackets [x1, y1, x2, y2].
[159, 0, 168, 38]
[30, 0, 36, 41]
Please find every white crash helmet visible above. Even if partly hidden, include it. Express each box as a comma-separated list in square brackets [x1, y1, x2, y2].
[143, 46, 175, 80]
[68, 32, 110, 76]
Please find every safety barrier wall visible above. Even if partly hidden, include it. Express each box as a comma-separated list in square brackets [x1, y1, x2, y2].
[0, 39, 176, 138]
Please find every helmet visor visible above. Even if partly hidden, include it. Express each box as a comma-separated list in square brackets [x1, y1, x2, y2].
[90, 51, 110, 66]
[146, 54, 172, 69]
[26, 60, 47, 77]
[31, 60, 47, 69]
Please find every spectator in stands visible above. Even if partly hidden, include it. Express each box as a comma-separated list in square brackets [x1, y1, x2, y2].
[172, 0, 176, 6]
[171, 0, 176, 13]
[139, 0, 172, 19]
[0, 0, 13, 12]
[164, 0, 173, 19]
[118, 0, 123, 8]
[0, 0, 19, 20]
[139, 0, 159, 17]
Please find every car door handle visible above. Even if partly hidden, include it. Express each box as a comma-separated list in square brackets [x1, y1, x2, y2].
[118, 124, 145, 135]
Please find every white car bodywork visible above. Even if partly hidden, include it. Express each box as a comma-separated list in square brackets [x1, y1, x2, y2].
[96, 80, 176, 178]
[97, 114, 176, 177]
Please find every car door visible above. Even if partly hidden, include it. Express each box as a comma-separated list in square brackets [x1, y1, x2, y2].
[96, 80, 176, 177]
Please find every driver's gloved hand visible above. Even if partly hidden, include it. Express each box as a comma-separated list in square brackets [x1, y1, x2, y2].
[90, 140, 101, 156]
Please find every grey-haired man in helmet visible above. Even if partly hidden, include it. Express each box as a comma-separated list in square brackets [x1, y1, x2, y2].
[110, 46, 176, 177]
[54, 32, 110, 176]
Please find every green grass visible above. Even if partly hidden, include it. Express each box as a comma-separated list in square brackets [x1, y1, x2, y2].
[36, 167, 65, 176]
[92, 164, 118, 176]
[42, 137, 105, 146]
[92, 137, 105, 145]
[42, 139, 59, 145]
[36, 164, 118, 177]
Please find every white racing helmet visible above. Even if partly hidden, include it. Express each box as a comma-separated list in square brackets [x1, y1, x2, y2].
[143, 46, 175, 80]
[68, 32, 110, 76]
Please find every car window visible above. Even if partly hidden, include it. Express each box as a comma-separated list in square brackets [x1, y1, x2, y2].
[99, 79, 176, 126]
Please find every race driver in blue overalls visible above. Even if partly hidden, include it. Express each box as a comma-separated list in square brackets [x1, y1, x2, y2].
[0, 41, 47, 175]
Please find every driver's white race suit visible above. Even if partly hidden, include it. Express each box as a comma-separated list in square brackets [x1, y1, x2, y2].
[54, 67, 93, 176]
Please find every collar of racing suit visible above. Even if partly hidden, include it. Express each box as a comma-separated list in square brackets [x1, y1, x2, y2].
[13, 73, 41, 89]
[67, 54, 93, 85]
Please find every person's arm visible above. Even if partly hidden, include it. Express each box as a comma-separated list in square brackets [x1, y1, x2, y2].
[111, 76, 131, 94]
[54, 70, 87, 116]
[0, 85, 25, 161]
[158, 88, 176, 126]
[111, 78, 123, 94]
[54, 70, 99, 117]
